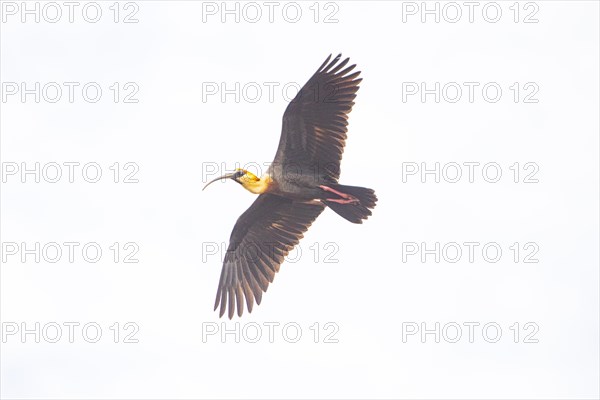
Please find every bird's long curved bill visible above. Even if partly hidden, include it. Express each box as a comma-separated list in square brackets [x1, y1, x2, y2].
[203, 173, 236, 191]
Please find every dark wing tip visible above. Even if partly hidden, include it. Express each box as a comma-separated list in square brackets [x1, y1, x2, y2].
[228, 288, 236, 319]
[327, 59, 348, 77]
[255, 291, 262, 305]
[220, 290, 227, 317]
[318, 54, 333, 72]
[214, 289, 221, 312]
[323, 54, 343, 73]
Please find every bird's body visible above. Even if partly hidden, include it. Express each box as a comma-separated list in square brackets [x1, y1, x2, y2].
[204, 54, 377, 318]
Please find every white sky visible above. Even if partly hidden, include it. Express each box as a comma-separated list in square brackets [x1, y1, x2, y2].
[1, 1, 599, 399]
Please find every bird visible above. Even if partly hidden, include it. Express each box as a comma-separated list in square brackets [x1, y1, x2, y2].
[203, 54, 377, 318]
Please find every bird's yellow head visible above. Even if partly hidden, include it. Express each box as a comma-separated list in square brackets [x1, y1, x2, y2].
[203, 168, 271, 194]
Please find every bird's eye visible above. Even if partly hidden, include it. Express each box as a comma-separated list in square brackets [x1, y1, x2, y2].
[234, 171, 245, 179]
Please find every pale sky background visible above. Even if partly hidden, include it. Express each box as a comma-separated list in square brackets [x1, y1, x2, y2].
[1, 1, 599, 399]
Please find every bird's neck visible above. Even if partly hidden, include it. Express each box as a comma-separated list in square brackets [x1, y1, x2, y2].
[241, 174, 272, 194]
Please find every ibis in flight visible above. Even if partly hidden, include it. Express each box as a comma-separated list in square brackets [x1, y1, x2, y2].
[203, 54, 377, 318]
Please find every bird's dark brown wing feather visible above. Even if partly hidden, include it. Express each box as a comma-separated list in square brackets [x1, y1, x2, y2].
[272, 54, 361, 181]
[214, 194, 325, 318]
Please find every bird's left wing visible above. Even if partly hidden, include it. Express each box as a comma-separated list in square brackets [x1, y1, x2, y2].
[272, 54, 361, 181]
[214, 194, 325, 318]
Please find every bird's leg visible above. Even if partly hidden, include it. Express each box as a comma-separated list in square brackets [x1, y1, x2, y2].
[319, 185, 355, 199]
[325, 197, 360, 205]
[319, 185, 360, 204]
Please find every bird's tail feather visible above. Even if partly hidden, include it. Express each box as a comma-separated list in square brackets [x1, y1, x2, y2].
[322, 184, 377, 224]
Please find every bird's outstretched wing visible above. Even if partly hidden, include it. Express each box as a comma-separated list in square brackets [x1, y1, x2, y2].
[272, 54, 361, 181]
[214, 194, 325, 318]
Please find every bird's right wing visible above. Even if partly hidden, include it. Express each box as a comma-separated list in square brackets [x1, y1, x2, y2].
[214, 194, 325, 319]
